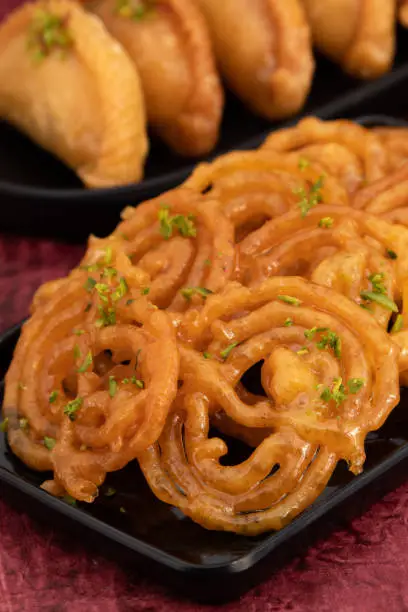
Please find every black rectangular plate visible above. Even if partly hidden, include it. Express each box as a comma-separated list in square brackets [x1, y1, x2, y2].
[3, 27, 408, 242]
[2, 318, 408, 604]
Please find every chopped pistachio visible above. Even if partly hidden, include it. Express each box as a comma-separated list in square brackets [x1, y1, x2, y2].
[277, 295, 301, 306]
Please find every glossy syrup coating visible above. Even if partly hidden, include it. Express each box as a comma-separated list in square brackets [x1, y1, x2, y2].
[139, 277, 399, 534]
[84, 187, 236, 312]
[0, 0, 148, 187]
[4, 258, 179, 501]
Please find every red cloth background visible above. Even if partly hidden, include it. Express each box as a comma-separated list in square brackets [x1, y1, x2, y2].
[2, 2, 408, 610]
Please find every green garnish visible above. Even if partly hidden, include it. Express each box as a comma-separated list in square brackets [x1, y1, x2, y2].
[347, 378, 365, 394]
[19, 418, 29, 430]
[141, 287, 150, 296]
[64, 397, 83, 421]
[320, 377, 347, 407]
[277, 295, 301, 306]
[84, 303, 92, 313]
[316, 330, 342, 359]
[115, 0, 153, 20]
[18, 382, 26, 391]
[74, 344, 81, 360]
[27, 10, 73, 63]
[104, 247, 113, 265]
[63, 494, 77, 506]
[121, 376, 143, 388]
[293, 176, 325, 218]
[319, 217, 334, 228]
[119, 506, 127, 514]
[204, 259, 211, 267]
[49, 391, 58, 404]
[220, 343, 238, 360]
[109, 376, 117, 398]
[297, 348, 309, 356]
[84, 277, 97, 293]
[320, 377, 364, 406]
[103, 267, 118, 281]
[112, 277, 128, 302]
[298, 157, 310, 170]
[158, 207, 196, 240]
[368, 272, 386, 295]
[126, 299, 135, 306]
[180, 287, 213, 301]
[391, 314, 404, 334]
[386, 249, 398, 260]
[77, 351, 93, 374]
[74, 329, 85, 336]
[360, 291, 398, 312]
[96, 305, 116, 328]
[44, 437, 56, 451]
[203, 352, 212, 359]
[284, 318, 294, 327]
[0, 418, 9, 433]
[94, 283, 110, 304]
[105, 487, 117, 497]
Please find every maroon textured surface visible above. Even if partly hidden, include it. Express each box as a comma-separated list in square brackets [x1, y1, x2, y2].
[3, 3, 408, 611]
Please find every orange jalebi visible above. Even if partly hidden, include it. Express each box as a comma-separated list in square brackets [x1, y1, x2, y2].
[4, 116, 408, 537]
[4, 259, 179, 501]
[139, 278, 399, 534]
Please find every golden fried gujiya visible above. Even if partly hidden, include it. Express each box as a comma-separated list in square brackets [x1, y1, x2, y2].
[81, 0, 223, 156]
[300, 0, 396, 79]
[196, 0, 314, 120]
[0, 0, 148, 188]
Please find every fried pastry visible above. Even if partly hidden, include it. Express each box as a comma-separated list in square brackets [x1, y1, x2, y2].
[399, 0, 408, 28]
[0, 0, 148, 188]
[263, 117, 389, 186]
[300, 0, 396, 79]
[195, 0, 314, 120]
[81, 0, 223, 156]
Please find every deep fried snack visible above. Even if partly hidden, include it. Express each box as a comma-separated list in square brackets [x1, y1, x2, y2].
[399, 0, 408, 28]
[353, 163, 408, 227]
[3, 260, 179, 501]
[139, 277, 399, 534]
[262, 117, 389, 187]
[81, 0, 223, 156]
[0, 0, 148, 188]
[237, 204, 408, 330]
[300, 0, 396, 79]
[184, 149, 349, 242]
[196, 0, 314, 120]
[373, 128, 408, 172]
[83, 188, 236, 311]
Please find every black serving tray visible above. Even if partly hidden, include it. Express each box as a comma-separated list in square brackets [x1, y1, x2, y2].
[2, 322, 408, 603]
[3, 26, 408, 242]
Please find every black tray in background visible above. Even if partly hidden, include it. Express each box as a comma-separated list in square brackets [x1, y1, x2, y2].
[2, 27, 408, 242]
[2, 321, 408, 604]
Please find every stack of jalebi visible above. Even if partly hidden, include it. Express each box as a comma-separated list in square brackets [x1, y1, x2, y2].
[5, 116, 408, 535]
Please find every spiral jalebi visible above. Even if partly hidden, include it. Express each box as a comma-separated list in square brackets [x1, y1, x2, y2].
[4, 257, 179, 501]
[4, 116, 408, 536]
[139, 278, 399, 534]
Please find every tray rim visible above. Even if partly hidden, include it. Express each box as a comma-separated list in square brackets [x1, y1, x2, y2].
[2, 322, 408, 579]
[2, 60, 408, 203]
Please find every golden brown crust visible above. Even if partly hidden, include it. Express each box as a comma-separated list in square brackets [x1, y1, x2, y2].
[84, 0, 223, 156]
[301, 0, 396, 79]
[197, 0, 314, 120]
[399, 0, 408, 27]
[0, 0, 148, 187]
